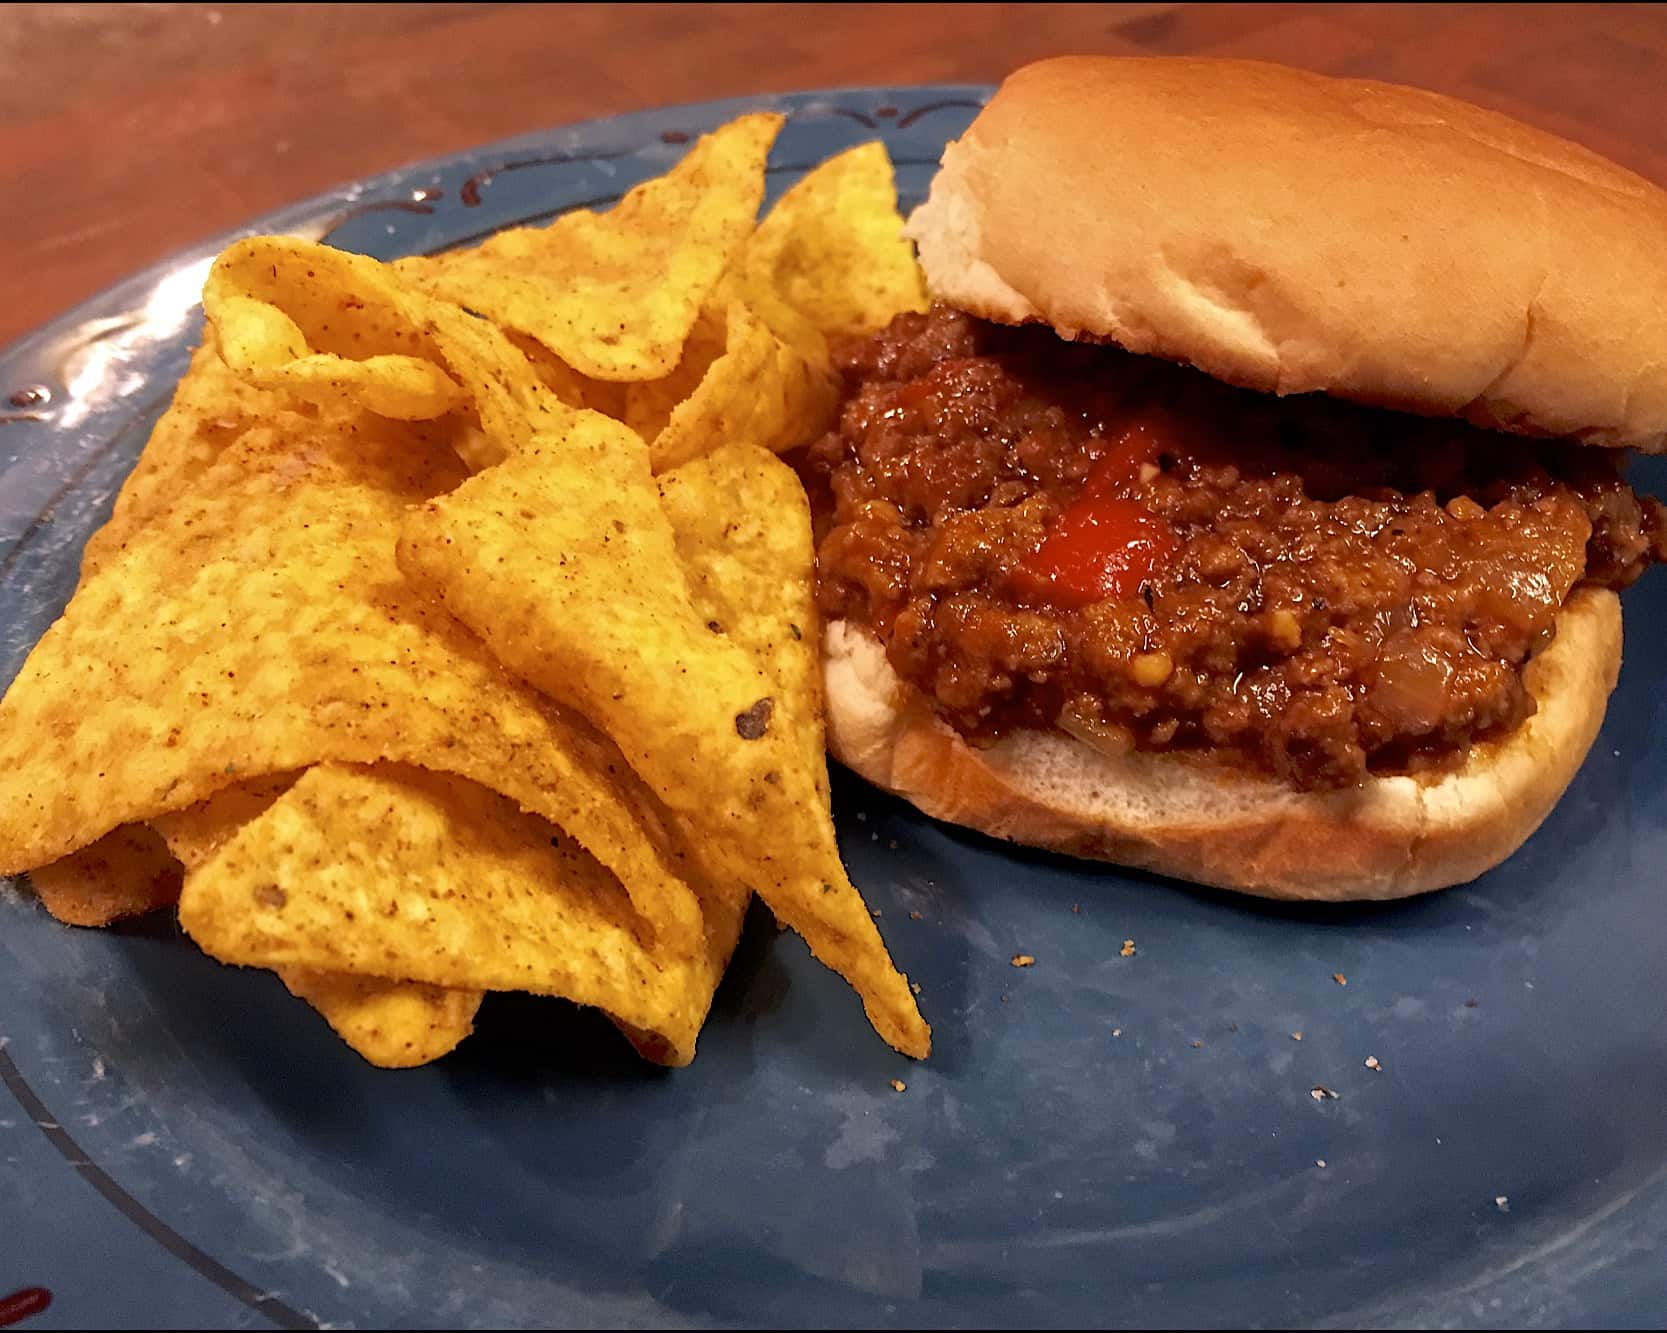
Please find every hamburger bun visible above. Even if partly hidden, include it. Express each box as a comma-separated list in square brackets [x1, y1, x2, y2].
[906, 56, 1667, 450]
[823, 57, 1653, 897]
[825, 589, 1620, 901]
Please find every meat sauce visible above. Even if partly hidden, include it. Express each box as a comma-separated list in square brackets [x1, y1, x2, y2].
[803, 306, 1667, 789]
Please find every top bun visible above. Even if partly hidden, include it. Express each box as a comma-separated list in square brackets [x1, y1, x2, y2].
[906, 56, 1667, 450]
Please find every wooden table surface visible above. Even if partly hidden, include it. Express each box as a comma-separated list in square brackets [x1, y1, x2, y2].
[4, 2, 1666, 350]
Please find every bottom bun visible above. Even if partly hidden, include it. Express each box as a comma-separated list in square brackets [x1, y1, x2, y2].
[824, 588, 1621, 900]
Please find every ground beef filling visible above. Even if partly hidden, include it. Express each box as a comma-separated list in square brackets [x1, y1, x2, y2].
[804, 306, 1667, 789]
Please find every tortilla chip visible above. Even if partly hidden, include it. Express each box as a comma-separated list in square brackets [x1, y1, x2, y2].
[619, 142, 919, 471]
[24, 791, 468, 1071]
[210, 293, 463, 421]
[619, 306, 728, 443]
[632, 301, 839, 473]
[277, 968, 482, 1069]
[397, 417, 928, 1056]
[0, 409, 704, 957]
[507, 331, 628, 421]
[739, 141, 927, 340]
[205, 237, 559, 468]
[179, 764, 743, 1066]
[80, 336, 301, 583]
[150, 774, 300, 872]
[660, 446, 930, 1057]
[394, 114, 782, 381]
[397, 413, 766, 859]
[153, 773, 483, 1069]
[26, 824, 182, 927]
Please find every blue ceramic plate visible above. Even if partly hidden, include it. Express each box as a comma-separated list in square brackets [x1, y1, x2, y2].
[3, 87, 1666, 1331]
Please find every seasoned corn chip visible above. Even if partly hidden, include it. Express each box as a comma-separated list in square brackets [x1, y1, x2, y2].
[634, 301, 839, 473]
[621, 143, 921, 471]
[151, 774, 300, 872]
[156, 773, 482, 1069]
[205, 237, 560, 468]
[398, 417, 928, 1056]
[660, 445, 931, 1057]
[277, 969, 482, 1070]
[0, 410, 704, 957]
[27, 825, 181, 927]
[81, 334, 302, 582]
[180, 764, 742, 1066]
[395, 114, 782, 380]
[740, 141, 927, 340]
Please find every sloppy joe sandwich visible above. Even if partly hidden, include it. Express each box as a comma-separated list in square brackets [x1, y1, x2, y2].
[802, 56, 1667, 900]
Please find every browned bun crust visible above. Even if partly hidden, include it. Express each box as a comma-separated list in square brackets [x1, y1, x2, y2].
[823, 589, 1621, 900]
[907, 56, 1667, 450]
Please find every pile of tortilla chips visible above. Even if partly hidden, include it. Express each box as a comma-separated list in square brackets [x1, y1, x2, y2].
[0, 114, 932, 1068]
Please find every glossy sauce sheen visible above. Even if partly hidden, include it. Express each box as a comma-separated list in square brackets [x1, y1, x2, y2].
[804, 307, 1667, 789]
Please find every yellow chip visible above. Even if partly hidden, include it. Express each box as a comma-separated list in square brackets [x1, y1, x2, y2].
[397, 415, 929, 1056]
[205, 237, 559, 468]
[179, 764, 744, 1066]
[18, 122, 936, 1073]
[395, 114, 782, 381]
[277, 969, 482, 1070]
[0, 409, 705, 958]
[27, 824, 181, 927]
[80, 335, 300, 583]
[154, 773, 483, 1069]
[620, 306, 728, 444]
[633, 301, 839, 473]
[740, 141, 927, 339]
[398, 412, 765, 824]
[660, 445, 931, 1057]
[151, 773, 299, 871]
[210, 292, 463, 421]
[506, 331, 627, 420]
[619, 141, 920, 471]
